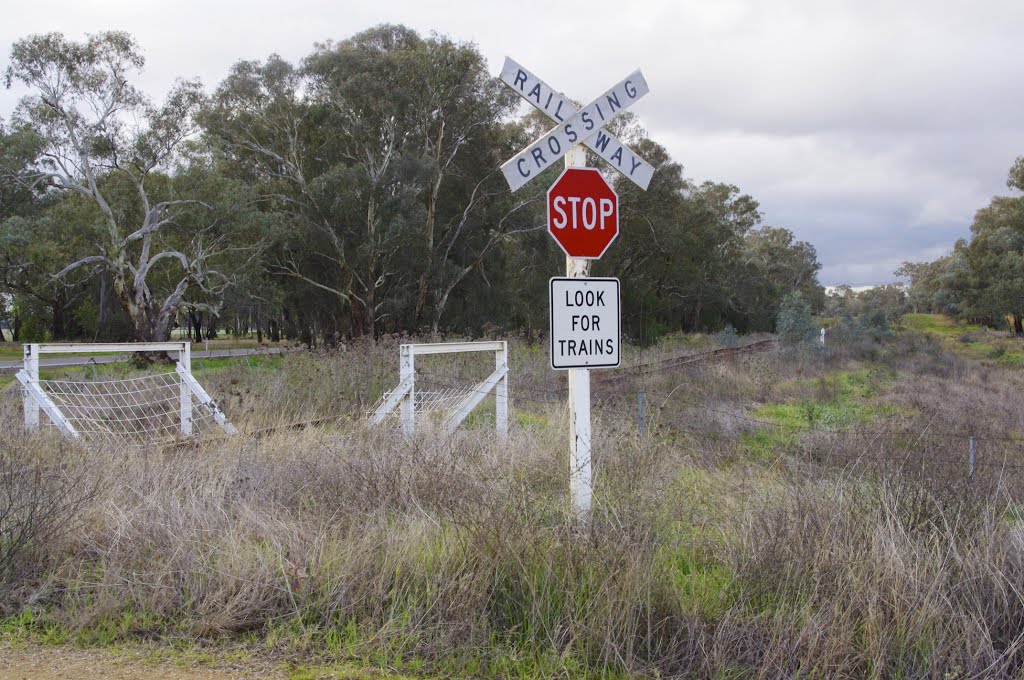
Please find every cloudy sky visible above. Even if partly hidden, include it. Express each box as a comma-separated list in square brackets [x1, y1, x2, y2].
[3, 0, 1022, 286]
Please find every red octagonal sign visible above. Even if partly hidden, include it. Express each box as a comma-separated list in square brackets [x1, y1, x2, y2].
[547, 167, 619, 260]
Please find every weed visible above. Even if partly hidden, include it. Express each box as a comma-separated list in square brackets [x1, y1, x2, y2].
[1, 330, 1024, 677]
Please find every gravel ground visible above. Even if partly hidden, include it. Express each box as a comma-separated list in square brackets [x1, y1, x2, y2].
[0, 643, 283, 679]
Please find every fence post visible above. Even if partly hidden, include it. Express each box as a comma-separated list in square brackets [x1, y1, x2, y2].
[495, 341, 508, 439]
[969, 435, 977, 496]
[179, 341, 193, 435]
[400, 344, 415, 436]
[637, 388, 645, 434]
[23, 344, 39, 430]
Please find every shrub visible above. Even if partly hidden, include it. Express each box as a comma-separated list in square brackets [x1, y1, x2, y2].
[776, 292, 816, 345]
[0, 438, 96, 607]
[713, 324, 739, 348]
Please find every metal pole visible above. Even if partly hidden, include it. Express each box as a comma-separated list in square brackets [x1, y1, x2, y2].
[23, 344, 39, 430]
[969, 436, 977, 495]
[565, 144, 592, 518]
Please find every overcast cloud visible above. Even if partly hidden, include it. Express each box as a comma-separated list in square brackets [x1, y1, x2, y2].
[3, 0, 1022, 285]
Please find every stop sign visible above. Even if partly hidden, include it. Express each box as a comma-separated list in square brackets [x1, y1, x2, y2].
[547, 167, 619, 259]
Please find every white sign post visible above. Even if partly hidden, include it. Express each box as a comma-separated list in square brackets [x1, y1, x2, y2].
[498, 58, 652, 520]
[561, 147, 594, 517]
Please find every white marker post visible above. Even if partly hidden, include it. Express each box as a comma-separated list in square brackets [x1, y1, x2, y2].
[564, 145, 593, 517]
[23, 344, 39, 430]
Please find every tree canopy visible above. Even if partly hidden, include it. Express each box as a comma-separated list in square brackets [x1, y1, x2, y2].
[2, 27, 824, 344]
[898, 156, 1024, 333]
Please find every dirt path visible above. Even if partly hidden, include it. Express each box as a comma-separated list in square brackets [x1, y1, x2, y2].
[0, 643, 284, 679]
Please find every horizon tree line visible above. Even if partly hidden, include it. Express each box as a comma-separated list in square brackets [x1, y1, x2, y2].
[0, 27, 824, 346]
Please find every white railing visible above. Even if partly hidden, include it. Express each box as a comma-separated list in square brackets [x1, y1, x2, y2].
[17, 342, 236, 441]
[368, 341, 508, 438]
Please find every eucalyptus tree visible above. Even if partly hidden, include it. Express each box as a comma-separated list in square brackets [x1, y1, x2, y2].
[300, 25, 436, 338]
[200, 53, 347, 341]
[734, 226, 823, 330]
[960, 193, 1024, 332]
[204, 25, 530, 338]
[402, 35, 518, 325]
[892, 157, 1024, 330]
[4, 31, 240, 342]
[602, 138, 690, 339]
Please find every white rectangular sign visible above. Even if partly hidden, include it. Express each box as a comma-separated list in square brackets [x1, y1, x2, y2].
[549, 277, 620, 370]
[500, 58, 654, 190]
[502, 72, 650, 192]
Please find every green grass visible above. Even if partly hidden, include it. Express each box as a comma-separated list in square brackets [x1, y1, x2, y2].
[0, 613, 424, 680]
[743, 368, 899, 459]
[899, 314, 1024, 365]
[997, 352, 1024, 366]
[741, 426, 799, 461]
[901, 313, 981, 336]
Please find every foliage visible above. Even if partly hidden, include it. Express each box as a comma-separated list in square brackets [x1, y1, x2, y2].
[1, 440, 96, 604]
[3, 331, 1024, 676]
[4, 32, 263, 342]
[4, 27, 824, 343]
[776, 291, 815, 344]
[896, 156, 1024, 333]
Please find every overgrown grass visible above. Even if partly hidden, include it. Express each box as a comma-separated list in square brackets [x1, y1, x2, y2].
[901, 313, 1024, 367]
[902, 312, 981, 336]
[3, 332, 1024, 676]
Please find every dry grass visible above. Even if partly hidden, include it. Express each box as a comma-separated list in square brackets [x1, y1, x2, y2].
[3, 331, 1024, 677]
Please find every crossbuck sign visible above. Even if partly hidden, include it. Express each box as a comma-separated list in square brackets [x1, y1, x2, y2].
[499, 58, 654, 192]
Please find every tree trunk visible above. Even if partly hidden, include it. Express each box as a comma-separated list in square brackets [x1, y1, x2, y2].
[189, 309, 203, 344]
[689, 294, 703, 332]
[12, 313, 21, 342]
[414, 177, 443, 326]
[366, 276, 376, 340]
[1014, 314, 1023, 336]
[97, 276, 108, 339]
[51, 294, 66, 340]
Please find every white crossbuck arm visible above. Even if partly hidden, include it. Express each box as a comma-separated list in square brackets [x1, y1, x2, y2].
[500, 58, 654, 191]
[500, 62, 650, 191]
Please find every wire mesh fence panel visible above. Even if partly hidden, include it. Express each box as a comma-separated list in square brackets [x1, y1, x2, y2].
[18, 342, 235, 446]
[368, 342, 509, 436]
[369, 387, 478, 429]
[35, 372, 222, 445]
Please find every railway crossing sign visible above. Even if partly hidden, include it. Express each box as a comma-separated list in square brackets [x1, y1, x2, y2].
[549, 277, 620, 370]
[547, 167, 619, 259]
[496, 55, 654, 520]
[499, 58, 653, 192]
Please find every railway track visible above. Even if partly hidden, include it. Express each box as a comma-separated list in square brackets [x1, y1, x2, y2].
[594, 338, 779, 386]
